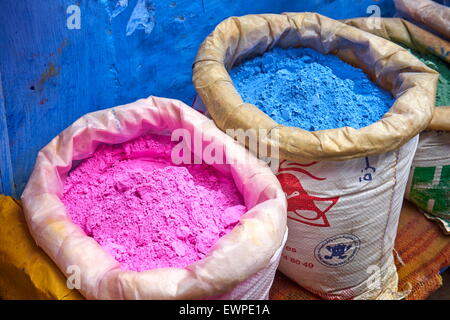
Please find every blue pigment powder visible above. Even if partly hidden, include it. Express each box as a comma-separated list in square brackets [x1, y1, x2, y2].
[229, 47, 394, 131]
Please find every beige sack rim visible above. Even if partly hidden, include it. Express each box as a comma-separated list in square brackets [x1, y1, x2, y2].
[21, 96, 287, 300]
[394, 0, 450, 40]
[193, 12, 438, 162]
[342, 17, 450, 132]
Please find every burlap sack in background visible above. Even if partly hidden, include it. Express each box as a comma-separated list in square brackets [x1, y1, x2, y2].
[342, 17, 450, 65]
[394, 0, 450, 40]
[343, 17, 450, 231]
[192, 13, 438, 299]
[21, 96, 288, 300]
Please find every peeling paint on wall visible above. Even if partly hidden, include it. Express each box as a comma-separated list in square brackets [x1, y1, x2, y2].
[111, 0, 129, 19]
[0, 0, 397, 196]
[35, 62, 60, 91]
[126, 0, 155, 36]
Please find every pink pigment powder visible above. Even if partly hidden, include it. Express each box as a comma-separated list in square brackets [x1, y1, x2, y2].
[61, 133, 246, 272]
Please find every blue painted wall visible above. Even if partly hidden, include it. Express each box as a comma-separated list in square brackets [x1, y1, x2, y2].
[0, 0, 395, 196]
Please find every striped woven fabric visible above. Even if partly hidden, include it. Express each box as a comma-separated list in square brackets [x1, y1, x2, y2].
[270, 200, 450, 300]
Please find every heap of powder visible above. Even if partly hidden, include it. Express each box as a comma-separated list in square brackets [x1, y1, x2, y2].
[61, 133, 246, 272]
[403, 47, 450, 106]
[229, 47, 394, 131]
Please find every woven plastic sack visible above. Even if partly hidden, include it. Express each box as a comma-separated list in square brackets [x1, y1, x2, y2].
[406, 131, 450, 220]
[277, 136, 417, 299]
[342, 17, 450, 229]
[192, 13, 439, 299]
[394, 0, 450, 39]
[21, 96, 287, 300]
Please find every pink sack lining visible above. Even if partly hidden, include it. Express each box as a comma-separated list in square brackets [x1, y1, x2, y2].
[21, 96, 287, 300]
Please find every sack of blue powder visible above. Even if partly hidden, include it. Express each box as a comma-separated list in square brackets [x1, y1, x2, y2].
[343, 17, 450, 232]
[193, 13, 439, 299]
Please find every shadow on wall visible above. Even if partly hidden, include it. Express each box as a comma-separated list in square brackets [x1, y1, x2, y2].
[0, 0, 396, 196]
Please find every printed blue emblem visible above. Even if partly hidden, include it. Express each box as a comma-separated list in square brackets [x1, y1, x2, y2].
[314, 234, 360, 267]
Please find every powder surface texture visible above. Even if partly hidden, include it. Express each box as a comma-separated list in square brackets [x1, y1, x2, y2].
[404, 47, 450, 106]
[229, 47, 394, 131]
[61, 134, 246, 272]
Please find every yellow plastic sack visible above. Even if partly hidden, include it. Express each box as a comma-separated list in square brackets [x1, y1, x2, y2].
[0, 195, 83, 300]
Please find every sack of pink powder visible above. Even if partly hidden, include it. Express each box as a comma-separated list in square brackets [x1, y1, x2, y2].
[21, 96, 287, 300]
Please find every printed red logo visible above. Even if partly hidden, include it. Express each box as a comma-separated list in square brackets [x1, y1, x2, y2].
[277, 161, 339, 227]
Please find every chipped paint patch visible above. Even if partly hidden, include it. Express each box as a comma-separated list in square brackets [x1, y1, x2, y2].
[174, 15, 186, 22]
[35, 62, 60, 91]
[126, 0, 155, 36]
[102, 0, 128, 21]
[111, 0, 129, 19]
[57, 39, 69, 55]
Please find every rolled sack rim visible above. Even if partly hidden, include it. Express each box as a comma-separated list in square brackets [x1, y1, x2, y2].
[342, 17, 450, 132]
[192, 12, 439, 162]
[393, 0, 450, 39]
[21, 96, 287, 300]
[429, 107, 450, 131]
